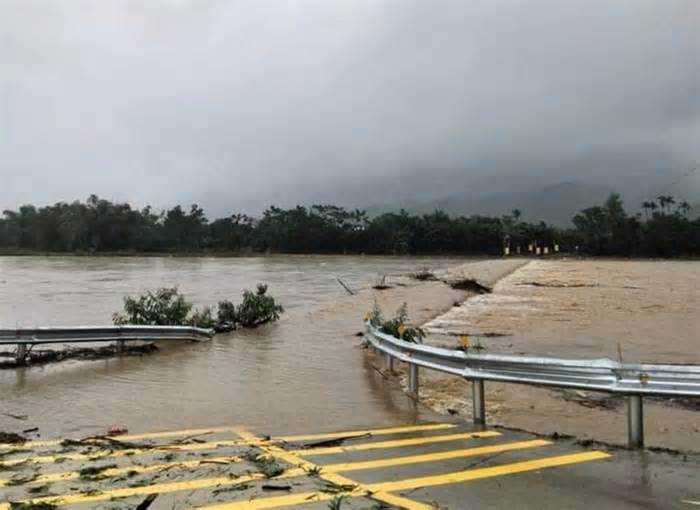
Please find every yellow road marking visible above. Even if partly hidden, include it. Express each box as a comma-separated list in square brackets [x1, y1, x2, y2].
[203, 490, 434, 510]
[0, 440, 550, 504]
[290, 431, 501, 456]
[275, 423, 456, 442]
[0, 425, 246, 450]
[0, 455, 242, 487]
[0, 439, 259, 467]
[0, 467, 308, 509]
[200, 490, 361, 510]
[321, 439, 551, 472]
[1, 427, 607, 510]
[365, 450, 611, 493]
[199, 450, 610, 510]
[368, 491, 436, 510]
[237, 431, 448, 510]
[1, 423, 454, 451]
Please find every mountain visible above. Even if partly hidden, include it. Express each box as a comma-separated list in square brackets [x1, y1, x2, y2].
[367, 182, 616, 226]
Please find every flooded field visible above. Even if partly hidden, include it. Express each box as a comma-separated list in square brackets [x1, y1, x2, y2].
[0, 255, 469, 439]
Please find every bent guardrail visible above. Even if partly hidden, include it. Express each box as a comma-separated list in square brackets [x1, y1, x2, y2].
[366, 323, 700, 448]
[0, 325, 215, 363]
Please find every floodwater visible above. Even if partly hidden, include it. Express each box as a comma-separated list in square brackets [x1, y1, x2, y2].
[420, 259, 700, 451]
[0, 255, 468, 439]
[2, 256, 698, 450]
[425, 259, 700, 362]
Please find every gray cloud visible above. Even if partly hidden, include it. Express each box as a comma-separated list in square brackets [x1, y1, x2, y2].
[1, 0, 698, 215]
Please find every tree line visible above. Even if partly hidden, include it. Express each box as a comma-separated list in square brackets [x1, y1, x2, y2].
[0, 193, 698, 257]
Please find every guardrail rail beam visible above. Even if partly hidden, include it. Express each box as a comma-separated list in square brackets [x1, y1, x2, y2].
[365, 323, 699, 449]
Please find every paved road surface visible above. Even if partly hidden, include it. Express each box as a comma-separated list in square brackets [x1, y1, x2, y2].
[1, 421, 697, 509]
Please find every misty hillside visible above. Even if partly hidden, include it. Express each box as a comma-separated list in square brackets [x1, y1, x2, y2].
[367, 182, 615, 226]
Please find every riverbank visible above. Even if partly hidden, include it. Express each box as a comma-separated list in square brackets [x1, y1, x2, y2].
[374, 259, 699, 452]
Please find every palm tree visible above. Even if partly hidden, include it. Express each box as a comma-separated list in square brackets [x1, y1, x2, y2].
[657, 196, 668, 214]
[649, 201, 658, 217]
[657, 195, 676, 214]
[512, 209, 522, 222]
[667, 196, 676, 213]
[679, 201, 691, 217]
[641, 201, 652, 220]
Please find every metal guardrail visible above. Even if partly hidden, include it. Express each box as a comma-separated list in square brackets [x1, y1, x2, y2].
[0, 325, 215, 362]
[366, 324, 700, 448]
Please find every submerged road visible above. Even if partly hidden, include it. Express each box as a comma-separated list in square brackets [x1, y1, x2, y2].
[1, 420, 697, 509]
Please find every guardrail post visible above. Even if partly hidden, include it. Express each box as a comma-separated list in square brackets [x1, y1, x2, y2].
[628, 395, 644, 448]
[472, 379, 486, 425]
[408, 363, 419, 396]
[117, 340, 126, 353]
[384, 352, 394, 372]
[16, 344, 27, 364]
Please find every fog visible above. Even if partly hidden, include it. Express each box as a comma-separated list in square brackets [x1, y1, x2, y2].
[1, 0, 698, 215]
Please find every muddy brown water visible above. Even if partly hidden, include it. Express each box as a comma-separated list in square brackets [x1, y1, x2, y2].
[420, 259, 700, 451]
[2, 256, 698, 451]
[0, 255, 471, 439]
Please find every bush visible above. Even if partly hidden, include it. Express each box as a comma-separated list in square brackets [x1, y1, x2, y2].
[216, 300, 238, 325]
[113, 284, 283, 331]
[188, 305, 216, 329]
[235, 284, 284, 327]
[113, 287, 192, 325]
[368, 302, 424, 343]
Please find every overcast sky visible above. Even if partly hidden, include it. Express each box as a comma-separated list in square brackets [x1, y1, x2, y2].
[1, 0, 698, 215]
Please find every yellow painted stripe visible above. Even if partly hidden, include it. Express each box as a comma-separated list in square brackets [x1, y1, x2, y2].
[372, 491, 435, 510]
[0, 455, 242, 487]
[200, 490, 356, 509]
[0, 467, 308, 509]
[290, 431, 501, 456]
[0, 439, 258, 467]
[1, 425, 245, 450]
[366, 451, 611, 493]
[198, 451, 610, 510]
[322, 439, 551, 472]
[276, 423, 456, 442]
[236, 431, 438, 510]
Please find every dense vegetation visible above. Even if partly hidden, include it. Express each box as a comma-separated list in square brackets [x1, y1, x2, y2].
[113, 285, 283, 330]
[0, 193, 698, 257]
[368, 302, 425, 344]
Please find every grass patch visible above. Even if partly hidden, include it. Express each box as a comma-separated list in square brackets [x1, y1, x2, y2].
[6, 473, 38, 486]
[241, 450, 285, 478]
[213, 483, 251, 495]
[327, 496, 346, 510]
[78, 463, 118, 480]
[9, 503, 58, 510]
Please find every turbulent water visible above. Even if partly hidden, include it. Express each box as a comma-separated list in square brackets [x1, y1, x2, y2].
[425, 259, 700, 362]
[0, 255, 466, 438]
[420, 259, 700, 450]
[2, 256, 698, 449]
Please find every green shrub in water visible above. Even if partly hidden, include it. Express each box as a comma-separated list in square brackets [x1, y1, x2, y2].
[113, 287, 192, 325]
[188, 305, 216, 329]
[113, 285, 283, 331]
[368, 302, 424, 343]
[216, 299, 238, 325]
[235, 284, 284, 327]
